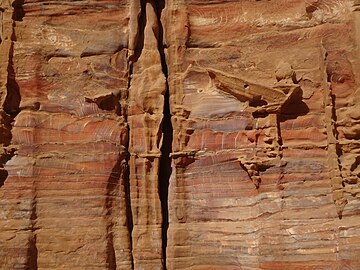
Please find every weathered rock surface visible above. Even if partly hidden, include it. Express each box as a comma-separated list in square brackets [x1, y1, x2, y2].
[0, 0, 360, 269]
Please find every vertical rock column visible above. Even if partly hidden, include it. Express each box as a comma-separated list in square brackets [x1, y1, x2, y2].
[128, 1, 166, 269]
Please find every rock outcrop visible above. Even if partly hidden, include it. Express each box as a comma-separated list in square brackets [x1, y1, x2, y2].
[1, 0, 360, 269]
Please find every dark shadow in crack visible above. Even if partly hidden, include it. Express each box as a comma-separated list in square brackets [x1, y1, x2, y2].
[155, 0, 172, 268]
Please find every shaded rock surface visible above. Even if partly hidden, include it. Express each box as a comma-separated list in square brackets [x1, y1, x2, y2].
[0, 0, 360, 269]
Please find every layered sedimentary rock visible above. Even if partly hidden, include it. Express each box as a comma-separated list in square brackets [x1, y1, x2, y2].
[164, 0, 360, 269]
[1, 0, 360, 269]
[0, 1, 132, 269]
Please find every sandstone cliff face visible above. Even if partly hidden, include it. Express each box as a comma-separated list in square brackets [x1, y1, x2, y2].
[0, 0, 360, 269]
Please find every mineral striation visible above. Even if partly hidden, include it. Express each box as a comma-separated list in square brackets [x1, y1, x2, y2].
[1, 0, 360, 269]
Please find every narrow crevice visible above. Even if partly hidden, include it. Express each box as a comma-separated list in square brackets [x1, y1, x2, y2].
[123, 37, 135, 269]
[154, 0, 168, 77]
[123, 152, 134, 269]
[7, 1, 39, 268]
[0, 112, 16, 187]
[158, 88, 172, 269]
[0, 42, 20, 187]
[124, 68, 134, 269]
[128, 0, 147, 64]
[154, 1, 172, 268]
[127, 0, 171, 267]
[1, 3, 21, 186]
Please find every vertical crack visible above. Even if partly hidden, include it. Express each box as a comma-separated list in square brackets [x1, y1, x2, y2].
[154, 1, 172, 268]
[0, 0, 21, 187]
[1, 1, 37, 269]
[123, 151, 134, 269]
[155, 0, 168, 78]
[12, 1, 38, 268]
[126, 52, 135, 270]
[158, 86, 172, 269]
[128, 0, 171, 267]
[128, 0, 146, 64]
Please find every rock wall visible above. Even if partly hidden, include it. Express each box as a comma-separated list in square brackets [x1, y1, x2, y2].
[1, 0, 360, 269]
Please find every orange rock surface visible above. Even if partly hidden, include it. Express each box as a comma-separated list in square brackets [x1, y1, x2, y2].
[0, 0, 360, 269]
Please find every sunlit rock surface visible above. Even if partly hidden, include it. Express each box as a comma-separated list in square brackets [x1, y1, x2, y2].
[1, 0, 360, 269]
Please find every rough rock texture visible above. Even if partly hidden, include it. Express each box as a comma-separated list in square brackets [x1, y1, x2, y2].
[1, 0, 360, 269]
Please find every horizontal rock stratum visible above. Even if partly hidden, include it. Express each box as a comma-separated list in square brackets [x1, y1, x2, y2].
[1, 0, 360, 269]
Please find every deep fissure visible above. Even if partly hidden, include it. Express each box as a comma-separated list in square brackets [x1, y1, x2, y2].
[0, 19, 21, 188]
[158, 87, 172, 269]
[125, 34, 135, 270]
[155, 0, 172, 268]
[130, 0, 171, 266]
